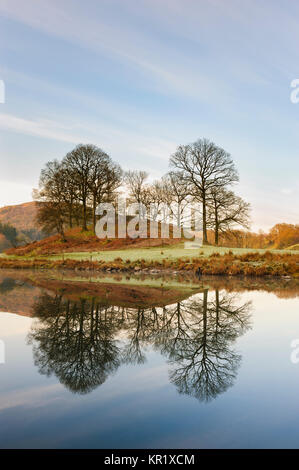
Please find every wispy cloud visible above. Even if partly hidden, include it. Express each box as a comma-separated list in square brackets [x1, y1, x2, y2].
[1, 0, 299, 228]
[0, 112, 176, 164]
[0, 113, 83, 143]
[0, 0, 236, 102]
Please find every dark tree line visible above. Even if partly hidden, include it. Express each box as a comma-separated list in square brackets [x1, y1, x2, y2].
[0, 222, 18, 247]
[34, 139, 250, 245]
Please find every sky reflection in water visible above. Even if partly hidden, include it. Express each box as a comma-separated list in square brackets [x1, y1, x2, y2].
[0, 272, 298, 448]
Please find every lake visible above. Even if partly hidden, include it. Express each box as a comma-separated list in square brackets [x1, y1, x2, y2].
[0, 270, 298, 449]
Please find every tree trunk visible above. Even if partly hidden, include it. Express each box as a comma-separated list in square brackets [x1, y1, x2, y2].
[92, 193, 96, 234]
[215, 227, 219, 245]
[214, 207, 219, 245]
[202, 195, 208, 244]
[58, 219, 66, 243]
[82, 198, 88, 231]
[69, 202, 73, 229]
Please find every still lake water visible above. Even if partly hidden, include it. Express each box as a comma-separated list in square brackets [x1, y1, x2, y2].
[0, 270, 299, 449]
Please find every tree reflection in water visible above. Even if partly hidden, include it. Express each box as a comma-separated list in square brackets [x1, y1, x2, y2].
[28, 294, 122, 394]
[28, 289, 252, 401]
[166, 290, 251, 402]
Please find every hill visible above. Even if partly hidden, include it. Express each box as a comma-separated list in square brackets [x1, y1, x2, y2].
[0, 201, 38, 232]
[0, 201, 45, 250]
[0, 233, 10, 251]
[5, 223, 183, 256]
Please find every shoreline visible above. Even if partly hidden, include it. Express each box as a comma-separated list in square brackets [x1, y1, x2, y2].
[0, 254, 298, 278]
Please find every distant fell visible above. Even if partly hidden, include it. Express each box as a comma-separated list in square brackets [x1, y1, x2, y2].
[0, 201, 38, 231]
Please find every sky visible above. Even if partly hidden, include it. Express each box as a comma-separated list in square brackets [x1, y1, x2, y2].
[0, 0, 298, 231]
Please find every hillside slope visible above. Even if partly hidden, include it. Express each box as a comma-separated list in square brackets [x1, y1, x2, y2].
[5, 225, 182, 256]
[0, 233, 10, 251]
[0, 201, 38, 232]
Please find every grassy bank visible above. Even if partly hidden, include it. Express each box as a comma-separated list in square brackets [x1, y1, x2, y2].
[2, 241, 299, 262]
[0, 245, 298, 277]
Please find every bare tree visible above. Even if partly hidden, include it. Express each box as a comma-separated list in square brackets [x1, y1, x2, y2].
[147, 180, 168, 222]
[163, 172, 191, 229]
[87, 152, 122, 233]
[125, 170, 149, 219]
[34, 160, 68, 240]
[207, 188, 251, 245]
[170, 138, 239, 244]
[64, 144, 97, 231]
[35, 144, 123, 236]
[125, 170, 149, 204]
[59, 162, 78, 229]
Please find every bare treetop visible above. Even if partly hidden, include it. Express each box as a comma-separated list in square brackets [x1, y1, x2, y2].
[170, 138, 239, 244]
[170, 138, 239, 192]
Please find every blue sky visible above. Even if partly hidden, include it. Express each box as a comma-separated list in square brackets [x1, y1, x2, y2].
[0, 0, 298, 230]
